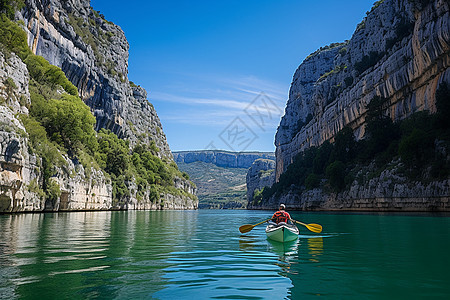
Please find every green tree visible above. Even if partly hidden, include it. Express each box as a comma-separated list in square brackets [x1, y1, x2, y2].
[30, 94, 97, 154]
[326, 160, 346, 191]
[0, 0, 24, 19]
[331, 126, 357, 163]
[305, 173, 320, 190]
[24, 54, 78, 96]
[97, 129, 129, 177]
[0, 14, 30, 59]
[398, 128, 433, 166]
[253, 188, 263, 204]
[363, 96, 399, 159]
[313, 141, 333, 174]
[435, 83, 450, 130]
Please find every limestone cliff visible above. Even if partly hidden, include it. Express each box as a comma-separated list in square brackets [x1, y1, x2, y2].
[173, 150, 275, 169]
[0, 0, 197, 212]
[257, 0, 450, 211]
[251, 163, 450, 211]
[246, 159, 275, 202]
[19, 0, 172, 157]
[0, 50, 113, 212]
[276, 0, 450, 180]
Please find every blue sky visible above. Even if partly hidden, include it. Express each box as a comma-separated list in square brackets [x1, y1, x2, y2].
[90, 0, 376, 152]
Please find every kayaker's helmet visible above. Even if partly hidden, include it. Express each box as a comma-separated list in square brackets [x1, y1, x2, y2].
[279, 204, 286, 209]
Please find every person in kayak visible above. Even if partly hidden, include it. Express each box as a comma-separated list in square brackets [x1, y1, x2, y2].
[271, 204, 292, 224]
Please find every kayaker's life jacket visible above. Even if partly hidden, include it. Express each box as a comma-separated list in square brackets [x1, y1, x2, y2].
[272, 211, 289, 224]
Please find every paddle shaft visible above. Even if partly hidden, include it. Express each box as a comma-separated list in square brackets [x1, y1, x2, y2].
[252, 218, 272, 227]
[295, 220, 307, 226]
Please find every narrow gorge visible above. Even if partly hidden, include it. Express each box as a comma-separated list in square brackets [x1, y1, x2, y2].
[173, 150, 274, 209]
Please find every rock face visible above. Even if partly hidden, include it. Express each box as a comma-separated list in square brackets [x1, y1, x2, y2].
[0, 105, 40, 212]
[0, 51, 113, 212]
[0, 51, 40, 212]
[0, 51, 30, 114]
[253, 0, 450, 211]
[173, 150, 275, 169]
[18, 0, 171, 158]
[275, 0, 450, 180]
[246, 159, 275, 202]
[251, 167, 450, 212]
[0, 0, 197, 212]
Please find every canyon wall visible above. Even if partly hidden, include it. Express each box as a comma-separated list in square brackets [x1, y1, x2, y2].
[275, 0, 450, 180]
[248, 0, 450, 211]
[246, 159, 275, 202]
[0, 0, 197, 212]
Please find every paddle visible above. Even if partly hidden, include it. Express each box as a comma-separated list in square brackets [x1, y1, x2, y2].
[292, 220, 323, 233]
[239, 218, 271, 233]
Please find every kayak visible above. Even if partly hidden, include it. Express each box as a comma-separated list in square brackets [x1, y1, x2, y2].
[265, 222, 299, 243]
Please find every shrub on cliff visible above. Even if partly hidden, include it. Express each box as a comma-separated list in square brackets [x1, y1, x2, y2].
[305, 173, 320, 190]
[435, 83, 450, 131]
[96, 129, 129, 176]
[0, 0, 24, 20]
[25, 55, 78, 96]
[30, 93, 97, 154]
[331, 127, 357, 163]
[131, 143, 171, 187]
[398, 128, 433, 167]
[252, 188, 263, 205]
[0, 14, 29, 59]
[362, 96, 400, 160]
[326, 161, 346, 191]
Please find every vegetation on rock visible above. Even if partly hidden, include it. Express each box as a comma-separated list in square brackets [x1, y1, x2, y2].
[256, 85, 450, 204]
[0, 0, 23, 20]
[0, 13, 195, 206]
[177, 161, 247, 209]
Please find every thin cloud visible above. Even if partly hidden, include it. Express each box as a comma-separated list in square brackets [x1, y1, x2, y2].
[151, 92, 250, 110]
[149, 72, 286, 129]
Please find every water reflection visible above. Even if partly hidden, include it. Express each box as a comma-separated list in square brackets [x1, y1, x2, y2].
[154, 211, 294, 299]
[238, 235, 257, 252]
[307, 237, 323, 262]
[0, 212, 114, 299]
[3, 211, 448, 299]
[267, 239, 299, 257]
[0, 211, 206, 299]
[266, 239, 300, 277]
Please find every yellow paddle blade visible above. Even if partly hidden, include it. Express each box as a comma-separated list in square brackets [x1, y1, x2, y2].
[239, 219, 271, 234]
[239, 224, 255, 233]
[305, 223, 322, 233]
[293, 220, 323, 233]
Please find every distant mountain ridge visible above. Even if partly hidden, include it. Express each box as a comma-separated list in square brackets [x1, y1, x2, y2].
[174, 150, 275, 209]
[173, 150, 275, 169]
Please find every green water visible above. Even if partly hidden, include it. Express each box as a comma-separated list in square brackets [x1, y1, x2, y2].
[0, 210, 449, 299]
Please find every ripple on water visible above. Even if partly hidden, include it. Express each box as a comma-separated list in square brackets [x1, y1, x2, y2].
[153, 249, 293, 299]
